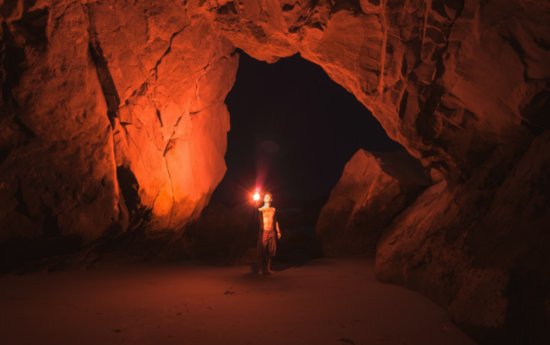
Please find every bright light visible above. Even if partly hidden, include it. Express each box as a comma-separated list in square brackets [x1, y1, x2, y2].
[252, 191, 261, 202]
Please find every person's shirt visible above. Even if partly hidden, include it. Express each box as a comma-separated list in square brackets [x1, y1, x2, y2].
[258, 205, 276, 232]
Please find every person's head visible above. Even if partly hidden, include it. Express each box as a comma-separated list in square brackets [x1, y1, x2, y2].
[263, 192, 273, 204]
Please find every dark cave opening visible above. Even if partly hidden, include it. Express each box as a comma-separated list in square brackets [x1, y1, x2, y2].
[184, 50, 403, 263]
[216, 50, 402, 204]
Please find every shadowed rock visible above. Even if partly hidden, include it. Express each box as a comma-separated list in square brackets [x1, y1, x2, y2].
[316, 149, 429, 256]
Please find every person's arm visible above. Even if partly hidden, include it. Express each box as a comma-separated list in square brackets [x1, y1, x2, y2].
[276, 221, 281, 239]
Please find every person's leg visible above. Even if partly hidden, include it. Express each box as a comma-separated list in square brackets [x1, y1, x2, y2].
[258, 235, 270, 274]
[266, 234, 276, 273]
[257, 237, 265, 274]
[265, 256, 271, 274]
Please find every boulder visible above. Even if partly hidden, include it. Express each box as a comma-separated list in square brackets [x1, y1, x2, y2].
[316, 149, 429, 256]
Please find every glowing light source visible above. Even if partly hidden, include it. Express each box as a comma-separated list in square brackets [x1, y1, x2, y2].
[252, 191, 261, 202]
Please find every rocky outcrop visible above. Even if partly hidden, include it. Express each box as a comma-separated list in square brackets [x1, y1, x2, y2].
[1, 1, 238, 249]
[1, 0, 549, 342]
[1, 2, 121, 245]
[316, 149, 429, 256]
[376, 131, 550, 343]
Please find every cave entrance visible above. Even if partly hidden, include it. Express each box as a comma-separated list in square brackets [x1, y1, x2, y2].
[185, 50, 402, 263]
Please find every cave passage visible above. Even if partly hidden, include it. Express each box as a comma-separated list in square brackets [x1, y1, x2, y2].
[186, 51, 403, 263]
[213, 50, 402, 206]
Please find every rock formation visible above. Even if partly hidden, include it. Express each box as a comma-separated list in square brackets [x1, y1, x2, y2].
[1, 0, 549, 343]
[376, 131, 550, 343]
[1, 1, 238, 247]
[316, 149, 429, 256]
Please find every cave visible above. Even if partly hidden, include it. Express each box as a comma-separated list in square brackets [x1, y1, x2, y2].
[183, 50, 412, 262]
[1, 1, 549, 345]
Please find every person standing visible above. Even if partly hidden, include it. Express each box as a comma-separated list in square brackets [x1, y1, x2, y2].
[257, 192, 281, 274]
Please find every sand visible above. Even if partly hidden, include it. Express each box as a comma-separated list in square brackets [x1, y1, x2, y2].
[0, 259, 477, 345]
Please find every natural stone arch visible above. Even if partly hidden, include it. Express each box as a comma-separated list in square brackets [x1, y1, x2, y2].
[205, 8, 550, 341]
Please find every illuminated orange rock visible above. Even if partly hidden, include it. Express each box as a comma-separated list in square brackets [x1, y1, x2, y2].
[84, 1, 239, 232]
[1, 1, 238, 243]
[0, 3, 121, 243]
[316, 149, 428, 256]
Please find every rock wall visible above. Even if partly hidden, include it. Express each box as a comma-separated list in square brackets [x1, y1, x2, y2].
[316, 149, 429, 256]
[1, 2, 121, 245]
[376, 131, 550, 343]
[1, 0, 238, 249]
[1, 0, 549, 342]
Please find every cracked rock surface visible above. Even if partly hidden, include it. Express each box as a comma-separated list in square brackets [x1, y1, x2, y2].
[1, 1, 238, 245]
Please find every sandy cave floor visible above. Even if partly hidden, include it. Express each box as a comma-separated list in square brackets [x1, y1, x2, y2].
[0, 258, 477, 345]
